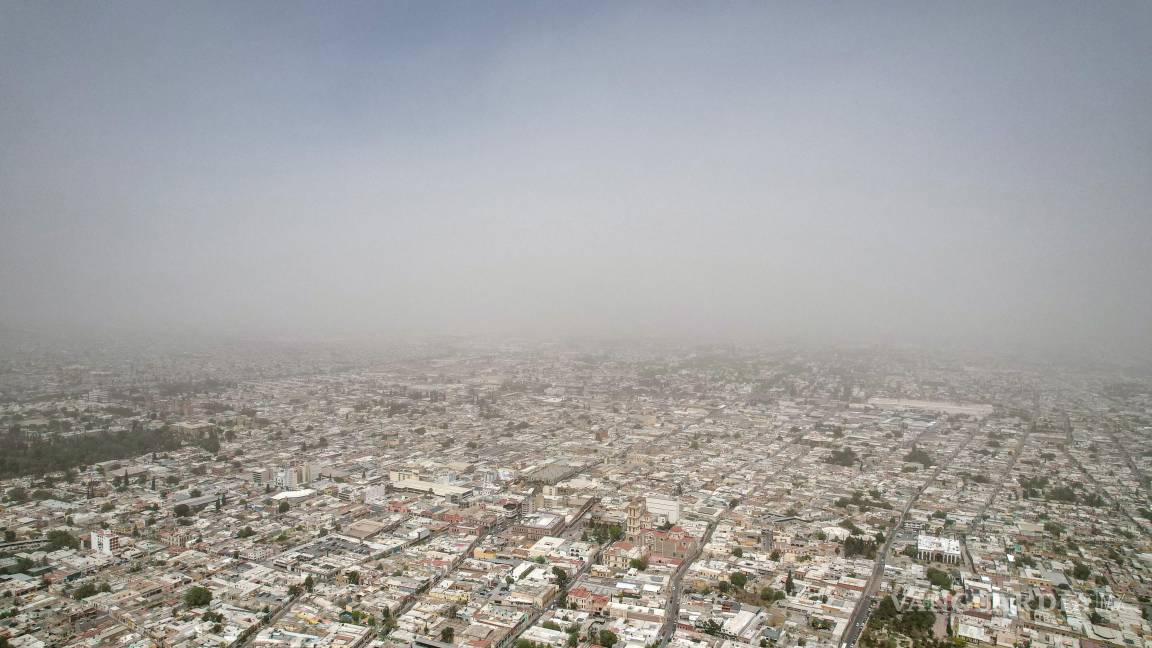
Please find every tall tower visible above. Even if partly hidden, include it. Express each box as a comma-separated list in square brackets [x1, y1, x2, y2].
[626, 497, 647, 537]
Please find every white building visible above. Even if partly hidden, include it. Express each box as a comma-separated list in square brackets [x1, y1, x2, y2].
[364, 485, 390, 505]
[90, 530, 122, 555]
[917, 534, 962, 564]
[277, 462, 323, 488]
[645, 495, 681, 525]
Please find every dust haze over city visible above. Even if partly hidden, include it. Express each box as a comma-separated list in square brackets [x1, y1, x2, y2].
[2, 2, 1151, 359]
[2, 3, 1152, 648]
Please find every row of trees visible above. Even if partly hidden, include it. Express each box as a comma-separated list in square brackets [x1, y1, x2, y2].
[835, 490, 893, 510]
[0, 426, 183, 479]
[843, 536, 879, 559]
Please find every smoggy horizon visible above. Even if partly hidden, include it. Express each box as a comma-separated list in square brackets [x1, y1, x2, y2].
[3, 2, 1150, 359]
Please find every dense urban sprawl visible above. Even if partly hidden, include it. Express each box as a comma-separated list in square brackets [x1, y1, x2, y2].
[1, 345, 1150, 648]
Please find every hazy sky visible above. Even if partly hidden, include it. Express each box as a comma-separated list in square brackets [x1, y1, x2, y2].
[2, 2, 1150, 353]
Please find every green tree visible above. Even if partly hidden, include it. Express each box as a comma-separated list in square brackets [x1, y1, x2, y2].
[843, 536, 878, 559]
[0, 427, 183, 480]
[760, 587, 786, 602]
[699, 619, 724, 636]
[826, 447, 860, 467]
[873, 596, 898, 622]
[598, 630, 619, 647]
[73, 583, 99, 599]
[1072, 563, 1091, 580]
[278, 501, 290, 514]
[926, 567, 952, 590]
[184, 585, 212, 607]
[904, 447, 934, 467]
[46, 529, 80, 550]
[552, 566, 569, 588]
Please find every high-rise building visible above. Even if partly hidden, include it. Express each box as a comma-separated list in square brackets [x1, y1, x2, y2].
[90, 530, 121, 555]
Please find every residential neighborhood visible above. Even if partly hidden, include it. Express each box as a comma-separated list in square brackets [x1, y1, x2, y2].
[2, 347, 1150, 648]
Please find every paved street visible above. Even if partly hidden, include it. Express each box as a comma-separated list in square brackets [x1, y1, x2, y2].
[841, 426, 978, 648]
